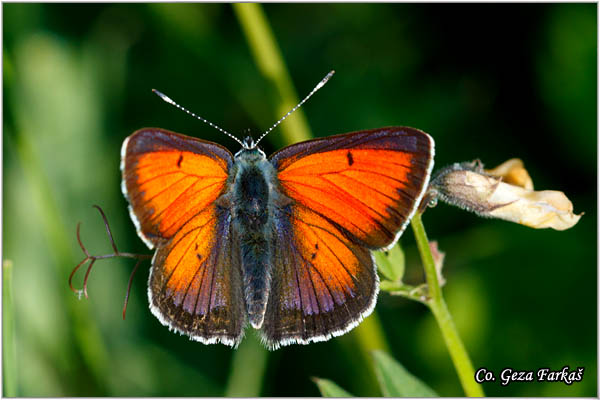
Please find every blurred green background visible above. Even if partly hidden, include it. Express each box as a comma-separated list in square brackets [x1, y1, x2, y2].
[3, 3, 596, 397]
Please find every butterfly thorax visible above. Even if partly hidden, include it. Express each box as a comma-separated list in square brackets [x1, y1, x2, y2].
[232, 149, 271, 231]
[230, 147, 277, 329]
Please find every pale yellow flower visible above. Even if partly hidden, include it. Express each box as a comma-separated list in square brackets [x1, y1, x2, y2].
[485, 158, 533, 190]
[430, 160, 582, 230]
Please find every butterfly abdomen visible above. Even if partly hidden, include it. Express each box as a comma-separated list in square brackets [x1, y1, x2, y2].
[232, 151, 276, 329]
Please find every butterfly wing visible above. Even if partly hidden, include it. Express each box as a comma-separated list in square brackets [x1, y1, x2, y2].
[271, 127, 435, 250]
[121, 128, 245, 346]
[263, 203, 378, 348]
[262, 127, 434, 347]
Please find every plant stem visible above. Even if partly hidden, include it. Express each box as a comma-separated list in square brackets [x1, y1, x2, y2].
[353, 311, 390, 354]
[3, 260, 17, 397]
[233, 5, 390, 395]
[225, 332, 268, 396]
[233, 3, 313, 146]
[350, 312, 391, 396]
[411, 213, 484, 397]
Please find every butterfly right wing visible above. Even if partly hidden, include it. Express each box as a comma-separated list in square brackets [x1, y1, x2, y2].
[262, 202, 377, 349]
[261, 127, 434, 348]
[122, 128, 245, 346]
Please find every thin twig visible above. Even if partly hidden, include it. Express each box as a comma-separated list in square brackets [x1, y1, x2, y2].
[123, 259, 142, 320]
[70, 205, 151, 318]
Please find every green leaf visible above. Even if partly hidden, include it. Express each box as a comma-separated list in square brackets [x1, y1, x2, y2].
[312, 377, 354, 397]
[374, 244, 405, 282]
[371, 350, 438, 397]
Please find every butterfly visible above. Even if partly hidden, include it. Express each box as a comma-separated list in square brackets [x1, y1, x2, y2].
[120, 72, 434, 350]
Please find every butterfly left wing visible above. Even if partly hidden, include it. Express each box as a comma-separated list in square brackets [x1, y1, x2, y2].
[121, 128, 246, 346]
[261, 127, 434, 348]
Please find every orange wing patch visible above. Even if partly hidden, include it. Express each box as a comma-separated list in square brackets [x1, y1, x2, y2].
[159, 208, 217, 300]
[122, 129, 232, 247]
[278, 149, 416, 244]
[293, 205, 360, 298]
[273, 128, 434, 249]
[132, 151, 227, 237]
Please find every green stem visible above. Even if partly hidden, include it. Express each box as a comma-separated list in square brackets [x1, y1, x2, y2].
[411, 213, 484, 397]
[350, 312, 390, 396]
[3, 260, 17, 397]
[233, 5, 390, 396]
[233, 3, 312, 146]
[225, 332, 268, 396]
[380, 281, 428, 304]
[353, 312, 390, 354]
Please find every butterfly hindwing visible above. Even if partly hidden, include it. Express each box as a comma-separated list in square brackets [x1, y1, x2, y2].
[262, 203, 377, 349]
[122, 129, 245, 346]
[149, 206, 245, 345]
[262, 127, 434, 347]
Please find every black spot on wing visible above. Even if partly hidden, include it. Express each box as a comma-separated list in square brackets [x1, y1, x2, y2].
[346, 151, 354, 166]
[177, 154, 183, 168]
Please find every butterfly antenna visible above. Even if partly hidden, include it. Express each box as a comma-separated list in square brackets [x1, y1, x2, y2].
[254, 70, 335, 147]
[152, 89, 245, 147]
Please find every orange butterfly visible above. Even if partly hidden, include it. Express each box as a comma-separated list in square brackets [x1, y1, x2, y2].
[120, 73, 434, 349]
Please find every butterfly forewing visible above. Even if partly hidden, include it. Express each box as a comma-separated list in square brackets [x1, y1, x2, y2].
[271, 127, 434, 249]
[121, 129, 232, 247]
[122, 129, 246, 346]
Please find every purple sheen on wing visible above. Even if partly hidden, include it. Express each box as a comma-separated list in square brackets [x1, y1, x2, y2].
[195, 265, 214, 315]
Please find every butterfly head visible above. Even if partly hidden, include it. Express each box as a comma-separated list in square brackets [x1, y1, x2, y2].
[242, 136, 256, 150]
[235, 137, 266, 161]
